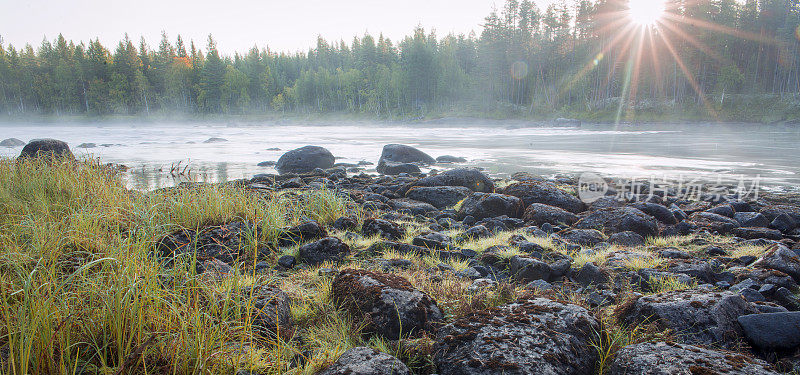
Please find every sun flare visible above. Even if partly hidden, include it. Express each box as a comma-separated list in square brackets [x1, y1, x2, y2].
[628, 0, 665, 26]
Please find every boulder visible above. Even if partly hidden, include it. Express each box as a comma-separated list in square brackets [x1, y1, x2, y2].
[362, 218, 405, 240]
[558, 229, 607, 247]
[388, 198, 437, 215]
[734, 212, 771, 228]
[457, 193, 524, 220]
[731, 227, 783, 240]
[689, 212, 740, 233]
[609, 341, 779, 375]
[318, 347, 410, 375]
[402, 168, 494, 193]
[332, 269, 443, 339]
[630, 202, 677, 224]
[0, 138, 25, 147]
[277, 221, 328, 246]
[436, 155, 467, 163]
[405, 186, 472, 209]
[510, 256, 553, 282]
[575, 207, 659, 237]
[19, 139, 75, 160]
[502, 181, 585, 213]
[297, 237, 350, 266]
[620, 290, 760, 348]
[609, 231, 646, 247]
[753, 245, 800, 282]
[738, 312, 800, 351]
[275, 146, 335, 174]
[242, 285, 293, 334]
[760, 205, 800, 223]
[433, 298, 599, 375]
[377, 144, 435, 165]
[203, 137, 228, 143]
[522, 203, 579, 226]
[771, 213, 798, 233]
[376, 161, 420, 175]
[569, 263, 611, 286]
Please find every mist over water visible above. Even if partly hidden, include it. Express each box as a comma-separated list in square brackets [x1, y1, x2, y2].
[1, 121, 798, 192]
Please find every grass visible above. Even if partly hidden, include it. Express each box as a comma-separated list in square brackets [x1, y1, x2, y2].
[646, 275, 697, 294]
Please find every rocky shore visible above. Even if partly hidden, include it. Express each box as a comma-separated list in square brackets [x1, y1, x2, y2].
[8, 138, 800, 374]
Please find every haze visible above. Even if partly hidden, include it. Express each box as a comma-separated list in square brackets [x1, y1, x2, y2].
[3, 0, 554, 54]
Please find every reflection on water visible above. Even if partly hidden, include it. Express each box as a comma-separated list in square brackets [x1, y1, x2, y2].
[0, 121, 798, 191]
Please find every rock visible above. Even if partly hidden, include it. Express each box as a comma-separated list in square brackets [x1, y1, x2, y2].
[388, 198, 437, 215]
[569, 263, 611, 286]
[377, 144, 435, 165]
[734, 212, 770, 228]
[771, 213, 798, 233]
[403, 168, 494, 193]
[436, 155, 467, 163]
[620, 290, 760, 348]
[609, 341, 779, 375]
[761, 205, 800, 223]
[630, 202, 677, 224]
[19, 139, 75, 160]
[433, 298, 599, 375]
[277, 255, 296, 269]
[689, 212, 740, 233]
[412, 232, 453, 250]
[318, 347, 410, 375]
[466, 278, 497, 293]
[575, 207, 659, 237]
[376, 161, 420, 175]
[332, 269, 442, 339]
[510, 256, 553, 282]
[0, 138, 25, 147]
[457, 193, 523, 220]
[242, 285, 293, 334]
[609, 231, 646, 247]
[77, 142, 96, 148]
[731, 227, 784, 240]
[558, 229, 607, 247]
[706, 204, 735, 218]
[503, 181, 585, 213]
[157, 221, 257, 266]
[276, 146, 335, 174]
[738, 312, 800, 351]
[522, 203, 578, 226]
[332, 216, 359, 231]
[460, 225, 492, 240]
[203, 137, 228, 143]
[257, 161, 277, 167]
[362, 218, 405, 240]
[298, 237, 350, 266]
[405, 186, 472, 209]
[753, 245, 800, 282]
[277, 221, 328, 246]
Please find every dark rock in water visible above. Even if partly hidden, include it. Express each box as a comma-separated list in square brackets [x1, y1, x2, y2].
[242, 285, 293, 334]
[436, 155, 467, 163]
[609, 231, 646, 247]
[298, 237, 350, 266]
[433, 297, 599, 375]
[378, 144, 435, 165]
[523, 203, 579, 226]
[388, 198, 437, 215]
[257, 161, 277, 167]
[376, 161, 420, 175]
[318, 347, 410, 375]
[753, 245, 800, 282]
[19, 139, 75, 161]
[203, 137, 228, 143]
[277, 221, 328, 246]
[620, 290, 760, 348]
[276, 146, 335, 174]
[738, 312, 800, 351]
[558, 229, 607, 247]
[734, 212, 770, 228]
[609, 341, 779, 375]
[405, 186, 472, 209]
[77, 143, 96, 149]
[0, 138, 25, 147]
[362, 218, 405, 240]
[732, 227, 783, 240]
[503, 181, 585, 213]
[332, 269, 442, 339]
[576, 207, 659, 237]
[457, 192, 524, 220]
[402, 168, 494, 193]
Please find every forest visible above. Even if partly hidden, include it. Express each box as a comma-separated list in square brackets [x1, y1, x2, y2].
[0, 0, 799, 121]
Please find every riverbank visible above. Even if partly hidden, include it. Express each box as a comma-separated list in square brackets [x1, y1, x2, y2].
[3, 142, 800, 374]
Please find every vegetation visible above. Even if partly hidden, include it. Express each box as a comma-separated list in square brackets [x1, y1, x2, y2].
[1, 0, 799, 122]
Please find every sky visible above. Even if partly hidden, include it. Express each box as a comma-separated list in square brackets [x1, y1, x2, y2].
[1, 0, 557, 55]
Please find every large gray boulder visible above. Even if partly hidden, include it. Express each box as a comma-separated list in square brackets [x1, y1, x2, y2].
[19, 139, 75, 160]
[275, 146, 335, 174]
[457, 193, 524, 220]
[242, 285, 293, 334]
[738, 312, 800, 351]
[433, 297, 599, 375]
[297, 237, 350, 266]
[753, 245, 800, 282]
[0, 138, 25, 147]
[609, 341, 779, 375]
[402, 168, 494, 193]
[405, 186, 472, 209]
[620, 290, 760, 348]
[522, 203, 578, 226]
[575, 207, 659, 237]
[502, 181, 585, 213]
[332, 269, 443, 339]
[318, 347, 410, 375]
[378, 144, 435, 165]
[689, 212, 740, 233]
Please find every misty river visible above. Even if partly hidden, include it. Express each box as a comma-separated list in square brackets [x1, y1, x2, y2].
[1, 120, 798, 192]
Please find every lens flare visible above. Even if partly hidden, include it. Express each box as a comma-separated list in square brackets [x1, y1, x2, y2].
[628, 0, 665, 26]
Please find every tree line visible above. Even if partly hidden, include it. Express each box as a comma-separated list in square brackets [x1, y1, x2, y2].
[0, 0, 798, 119]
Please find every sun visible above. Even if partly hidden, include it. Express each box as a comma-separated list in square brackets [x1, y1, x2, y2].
[628, 0, 665, 26]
